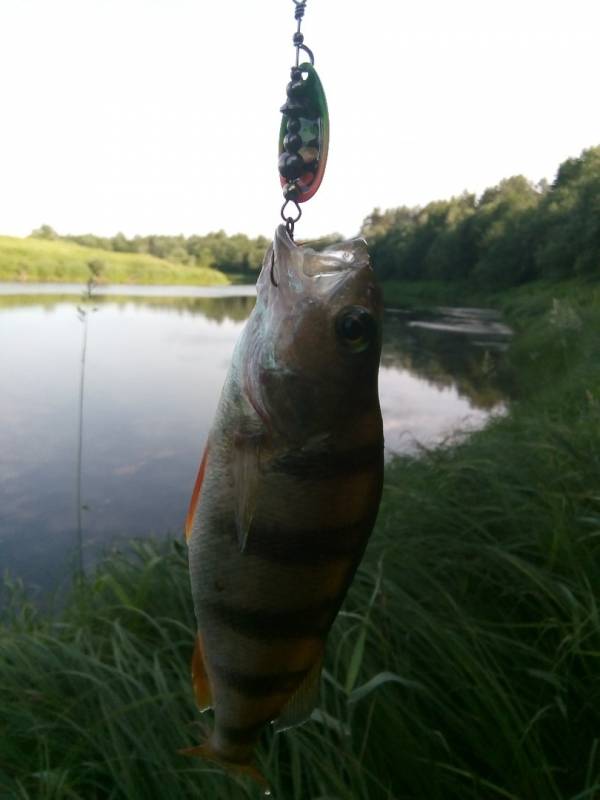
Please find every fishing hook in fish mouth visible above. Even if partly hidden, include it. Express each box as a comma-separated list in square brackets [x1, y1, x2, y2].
[270, 251, 279, 288]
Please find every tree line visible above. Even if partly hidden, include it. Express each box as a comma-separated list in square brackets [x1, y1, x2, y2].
[31, 145, 599, 288]
[30, 227, 272, 275]
[361, 145, 600, 289]
[29, 223, 347, 276]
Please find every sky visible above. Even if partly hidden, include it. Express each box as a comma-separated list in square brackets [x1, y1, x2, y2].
[1, 0, 599, 241]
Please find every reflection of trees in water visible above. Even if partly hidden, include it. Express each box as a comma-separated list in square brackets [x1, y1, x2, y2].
[103, 295, 257, 323]
[0, 294, 257, 324]
[0, 295, 77, 310]
[382, 313, 513, 410]
[1, 295, 511, 407]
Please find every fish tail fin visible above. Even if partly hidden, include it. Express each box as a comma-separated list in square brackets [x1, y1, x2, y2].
[179, 742, 269, 792]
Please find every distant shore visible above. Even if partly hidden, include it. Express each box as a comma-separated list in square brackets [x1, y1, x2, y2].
[0, 235, 230, 287]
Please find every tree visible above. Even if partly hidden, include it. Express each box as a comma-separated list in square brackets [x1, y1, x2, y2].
[30, 224, 58, 240]
[536, 146, 600, 278]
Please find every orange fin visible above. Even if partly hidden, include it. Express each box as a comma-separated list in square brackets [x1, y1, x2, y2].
[191, 633, 213, 712]
[185, 445, 209, 542]
[179, 742, 268, 792]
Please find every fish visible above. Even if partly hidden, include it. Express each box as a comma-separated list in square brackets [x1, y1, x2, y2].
[182, 224, 384, 786]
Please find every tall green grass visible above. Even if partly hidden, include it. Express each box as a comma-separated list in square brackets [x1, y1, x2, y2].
[0, 236, 229, 286]
[1, 284, 600, 798]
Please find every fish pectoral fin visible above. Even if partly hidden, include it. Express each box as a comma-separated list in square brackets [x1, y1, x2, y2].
[179, 743, 268, 791]
[232, 433, 262, 552]
[185, 444, 209, 543]
[275, 655, 323, 732]
[191, 633, 213, 711]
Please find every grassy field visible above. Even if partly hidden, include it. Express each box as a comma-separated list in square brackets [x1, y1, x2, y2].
[0, 236, 229, 286]
[1, 279, 599, 798]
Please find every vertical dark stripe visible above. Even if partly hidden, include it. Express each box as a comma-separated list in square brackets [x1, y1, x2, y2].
[205, 597, 338, 639]
[213, 664, 309, 696]
[270, 441, 383, 479]
[244, 515, 373, 565]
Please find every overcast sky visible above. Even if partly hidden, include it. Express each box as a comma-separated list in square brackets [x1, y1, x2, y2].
[1, 0, 599, 240]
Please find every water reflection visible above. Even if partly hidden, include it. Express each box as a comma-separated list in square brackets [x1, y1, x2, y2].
[0, 285, 512, 594]
[382, 308, 512, 412]
[0, 290, 256, 323]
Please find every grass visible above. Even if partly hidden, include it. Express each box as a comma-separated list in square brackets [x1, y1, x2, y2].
[0, 236, 229, 286]
[381, 275, 600, 314]
[1, 279, 600, 798]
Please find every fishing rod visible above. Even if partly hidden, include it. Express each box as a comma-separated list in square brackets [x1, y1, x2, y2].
[278, 0, 329, 239]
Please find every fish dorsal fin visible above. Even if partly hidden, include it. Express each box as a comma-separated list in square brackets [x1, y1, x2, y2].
[185, 445, 209, 542]
[191, 633, 213, 711]
[232, 433, 262, 552]
[275, 655, 323, 732]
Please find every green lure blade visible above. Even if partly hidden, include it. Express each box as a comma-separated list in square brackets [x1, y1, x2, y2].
[278, 62, 329, 204]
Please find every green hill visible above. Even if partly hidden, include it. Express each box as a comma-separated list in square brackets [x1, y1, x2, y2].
[0, 236, 230, 286]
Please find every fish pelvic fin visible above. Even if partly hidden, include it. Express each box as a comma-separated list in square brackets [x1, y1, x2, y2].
[232, 433, 262, 552]
[275, 654, 323, 732]
[191, 633, 213, 711]
[179, 742, 269, 792]
[185, 444, 209, 542]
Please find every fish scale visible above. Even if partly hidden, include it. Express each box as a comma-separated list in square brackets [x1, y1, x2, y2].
[184, 225, 383, 784]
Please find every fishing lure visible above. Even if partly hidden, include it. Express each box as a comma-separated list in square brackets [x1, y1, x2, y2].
[278, 0, 329, 236]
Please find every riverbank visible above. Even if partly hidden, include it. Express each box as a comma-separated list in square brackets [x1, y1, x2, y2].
[381, 274, 600, 314]
[1, 279, 599, 799]
[0, 236, 229, 286]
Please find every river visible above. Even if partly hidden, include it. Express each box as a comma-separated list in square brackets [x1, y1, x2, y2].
[0, 283, 512, 597]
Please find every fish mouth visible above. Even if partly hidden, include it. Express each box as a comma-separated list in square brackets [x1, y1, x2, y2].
[273, 225, 371, 284]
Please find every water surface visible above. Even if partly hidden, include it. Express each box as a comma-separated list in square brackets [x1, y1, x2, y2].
[0, 284, 512, 596]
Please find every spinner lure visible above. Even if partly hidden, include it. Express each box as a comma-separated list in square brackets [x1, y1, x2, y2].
[278, 0, 329, 237]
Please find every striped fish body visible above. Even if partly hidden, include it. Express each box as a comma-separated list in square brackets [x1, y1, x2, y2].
[185, 225, 383, 773]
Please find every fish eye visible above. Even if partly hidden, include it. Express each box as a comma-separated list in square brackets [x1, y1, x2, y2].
[335, 306, 376, 352]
